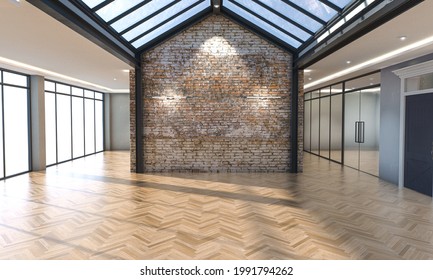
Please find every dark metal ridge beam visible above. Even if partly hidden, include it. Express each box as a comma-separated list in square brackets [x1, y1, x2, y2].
[27, 0, 138, 67]
[229, 0, 305, 44]
[130, 0, 207, 45]
[137, 7, 213, 54]
[296, 0, 423, 69]
[212, 0, 222, 14]
[221, 9, 297, 53]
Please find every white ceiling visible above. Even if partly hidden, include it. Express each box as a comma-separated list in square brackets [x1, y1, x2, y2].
[0, 0, 432, 93]
[304, 0, 433, 90]
[0, 0, 131, 93]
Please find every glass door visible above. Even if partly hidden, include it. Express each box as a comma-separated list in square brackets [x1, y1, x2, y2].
[344, 90, 360, 169]
[344, 88, 380, 176]
[359, 87, 380, 176]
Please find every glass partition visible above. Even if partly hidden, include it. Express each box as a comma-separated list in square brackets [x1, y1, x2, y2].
[311, 99, 320, 155]
[85, 99, 95, 155]
[3, 86, 29, 176]
[0, 87, 3, 178]
[72, 97, 85, 158]
[0, 69, 30, 179]
[45, 81, 104, 166]
[359, 87, 380, 176]
[57, 94, 72, 162]
[304, 72, 380, 174]
[320, 96, 330, 158]
[45, 91, 57, 165]
[330, 93, 343, 162]
[304, 100, 311, 152]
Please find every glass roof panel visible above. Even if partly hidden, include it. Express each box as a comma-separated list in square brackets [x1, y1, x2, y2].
[81, 0, 106, 9]
[124, 0, 201, 42]
[132, 1, 209, 48]
[96, 0, 145, 22]
[78, 0, 356, 50]
[288, 0, 337, 21]
[232, 0, 311, 41]
[111, 0, 174, 33]
[328, 0, 354, 9]
[225, 0, 302, 48]
[257, 0, 322, 32]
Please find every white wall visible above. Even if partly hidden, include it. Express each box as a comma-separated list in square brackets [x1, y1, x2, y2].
[106, 93, 130, 150]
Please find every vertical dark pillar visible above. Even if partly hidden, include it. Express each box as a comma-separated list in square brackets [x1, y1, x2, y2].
[290, 62, 299, 173]
[135, 63, 144, 173]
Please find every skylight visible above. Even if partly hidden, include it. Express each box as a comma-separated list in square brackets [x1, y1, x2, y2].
[77, 0, 359, 51]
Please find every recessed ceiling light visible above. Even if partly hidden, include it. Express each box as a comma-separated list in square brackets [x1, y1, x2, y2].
[304, 69, 312, 73]
[346, 60, 351, 64]
[122, 69, 130, 73]
[308, 77, 313, 81]
[113, 78, 117, 81]
[8, 0, 21, 6]
[399, 36, 407, 41]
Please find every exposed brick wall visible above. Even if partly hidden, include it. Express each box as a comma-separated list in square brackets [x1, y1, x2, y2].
[132, 15, 301, 172]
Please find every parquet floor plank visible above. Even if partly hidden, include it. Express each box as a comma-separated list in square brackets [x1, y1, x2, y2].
[1, 151, 433, 259]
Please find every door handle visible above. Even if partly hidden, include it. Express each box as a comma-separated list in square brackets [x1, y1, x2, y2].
[355, 121, 359, 143]
[359, 121, 365, 144]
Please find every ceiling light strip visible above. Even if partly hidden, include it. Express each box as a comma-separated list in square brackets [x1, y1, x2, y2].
[0, 56, 127, 93]
[304, 34, 433, 89]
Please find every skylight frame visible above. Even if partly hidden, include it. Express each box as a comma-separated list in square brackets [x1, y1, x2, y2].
[76, 0, 359, 52]
[226, 0, 307, 46]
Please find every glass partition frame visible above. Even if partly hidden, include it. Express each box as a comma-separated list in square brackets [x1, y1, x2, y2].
[304, 71, 380, 170]
[0, 68, 31, 180]
[44, 80, 104, 167]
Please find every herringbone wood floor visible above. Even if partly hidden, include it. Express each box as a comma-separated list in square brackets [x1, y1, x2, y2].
[1, 151, 433, 259]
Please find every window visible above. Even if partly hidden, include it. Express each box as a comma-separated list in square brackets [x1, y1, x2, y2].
[0, 69, 30, 179]
[45, 81, 104, 166]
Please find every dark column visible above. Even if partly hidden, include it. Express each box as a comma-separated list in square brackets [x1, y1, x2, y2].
[290, 63, 299, 173]
[135, 65, 144, 173]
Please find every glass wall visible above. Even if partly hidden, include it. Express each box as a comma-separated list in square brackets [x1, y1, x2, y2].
[0, 69, 30, 179]
[45, 81, 104, 166]
[304, 83, 344, 163]
[330, 92, 343, 162]
[304, 72, 380, 175]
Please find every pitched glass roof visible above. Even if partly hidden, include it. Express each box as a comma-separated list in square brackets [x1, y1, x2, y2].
[76, 0, 360, 52]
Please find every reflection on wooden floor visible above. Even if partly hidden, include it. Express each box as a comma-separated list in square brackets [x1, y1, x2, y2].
[1, 151, 433, 260]
[344, 149, 379, 176]
[309, 149, 379, 176]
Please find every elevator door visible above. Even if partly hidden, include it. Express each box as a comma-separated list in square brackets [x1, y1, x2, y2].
[404, 93, 433, 196]
[344, 88, 380, 176]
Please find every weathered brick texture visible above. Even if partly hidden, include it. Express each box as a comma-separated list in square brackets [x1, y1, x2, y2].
[131, 15, 301, 172]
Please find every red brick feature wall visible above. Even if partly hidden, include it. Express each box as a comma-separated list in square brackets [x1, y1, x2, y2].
[132, 15, 297, 172]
